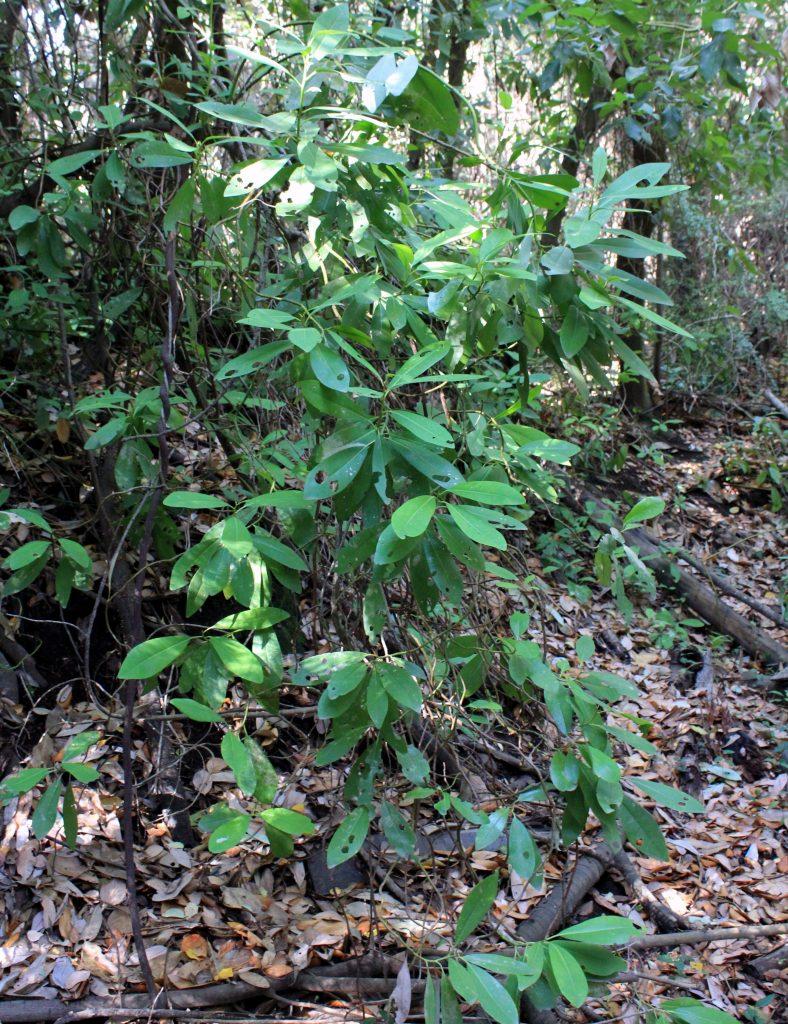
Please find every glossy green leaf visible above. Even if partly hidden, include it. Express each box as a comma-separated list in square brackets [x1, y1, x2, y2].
[209, 636, 264, 683]
[118, 635, 190, 679]
[556, 915, 640, 944]
[622, 496, 666, 528]
[170, 697, 223, 722]
[546, 942, 588, 1007]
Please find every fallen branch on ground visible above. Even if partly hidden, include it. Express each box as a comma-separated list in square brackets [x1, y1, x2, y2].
[746, 943, 788, 978]
[573, 485, 788, 667]
[0, 955, 415, 1024]
[764, 388, 788, 419]
[625, 921, 788, 950]
[611, 848, 689, 934]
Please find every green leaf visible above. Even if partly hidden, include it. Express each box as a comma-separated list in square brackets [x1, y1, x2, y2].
[308, 2, 349, 55]
[1, 767, 50, 795]
[508, 818, 541, 883]
[62, 762, 99, 783]
[170, 697, 222, 722]
[616, 295, 692, 338]
[455, 870, 499, 944]
[631, 778, 704, 814]
[550, 751, 580, 792]
[392, 495, 436, 539]
[327, 806, 370, 867]
[220, 516, 255, 558]
[216, 341, 291, 381]
[211, 606, 289, 631]
[288, 327, 322, 352]
[32, 780, 61, 839]
[8, 205, 39, 231]
[4, 540, 51, 570]
[390, 410, 453, 448]
[254, 530, 309, 572]
[441, 973, 463, 1024]
[662, 998, 740, 1024]
[397, 744, 430, 785]
[237, 309, 294, 330]
[209, 636, 264, 683]
[363, 582, 387, 642]
[561, 941, 626, 977]
[389, 343, 450, 389]
[48, 150, 103, 178]
[620, 795, 669, 860]
[324, 662, 368, 699]
[559, 306, 589, 358]
[380, 799, 417, 859]
[208, 811, 250, 852]
[424, 975, 439, 1024]
[261, 807, 315, 835]
[59, 538, 92, 570]
[447, 504, 506, 550]
[575, 635, 595, 662]
[221, 732, 257, 796]
[310, 344, 350, 392]
[622, 496, 665, 528]
[225, 157, 289, 197]
[376, 663, 422, 712]
[592, 147, 607, 186]
[450, 481, 525, 506]
[564, 216, 601, 248]
[547, 942, 588, 1007]
[393, 67, 459, 135]
[465, 953, 541, 981]
[447, 959, 480, 1005]
[244, 737, 279, 803]
[397, 443, 463, 489]
[556, 915, 640, 944]
[465, 965, 519, 1024]
[541, 246, 573, 275]
[62, 784, 77, 850]
[164, 491, 228, 509]
[118, 635, 190, 679]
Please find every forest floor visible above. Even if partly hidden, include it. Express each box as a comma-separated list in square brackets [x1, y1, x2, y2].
[0, 392, 786, 1024]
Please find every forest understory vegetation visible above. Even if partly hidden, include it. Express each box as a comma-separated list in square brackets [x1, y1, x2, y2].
[0, 4, 785, 1024]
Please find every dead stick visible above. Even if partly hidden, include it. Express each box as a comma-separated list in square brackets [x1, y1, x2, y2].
[764, 388, 788, 419]
[671, 544, 785, 627]
[625, 922, 787, 949]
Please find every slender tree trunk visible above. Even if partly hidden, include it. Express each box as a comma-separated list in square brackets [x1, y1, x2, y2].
[0, 0, 24, 134]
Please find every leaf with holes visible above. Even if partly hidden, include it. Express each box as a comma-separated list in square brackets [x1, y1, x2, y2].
[310, 344, 350, 392]
[631, 779, 703, 814]
[327, 806, 370, 867]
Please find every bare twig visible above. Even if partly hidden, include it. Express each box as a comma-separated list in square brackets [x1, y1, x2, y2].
[625, 922, 788, 950]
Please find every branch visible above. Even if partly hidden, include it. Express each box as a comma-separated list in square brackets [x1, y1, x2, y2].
[625, 922, 788, 950]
